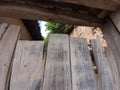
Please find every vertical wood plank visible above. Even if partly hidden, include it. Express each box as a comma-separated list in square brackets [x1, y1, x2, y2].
[43, 34, 71, 90]
[102, 19, 120, 74]
[0, 23, 8, 40]
[111, 9, 120, 33]
[10, 41, 45, 90]
[91, 38, 114, 90]
[0, 25, 20, 90]
[105, 47, 120, 90]
[70, 37, 96, 90]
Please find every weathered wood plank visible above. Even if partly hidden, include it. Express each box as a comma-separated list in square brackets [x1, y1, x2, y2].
[111, 9, 120, 33]
[105, 47, 120, 90]
[102, 19, 120, 74]
[70, 37, 96, 90]
[10, 41, 45, 90]
[91, 38, 114, 90]
[0, 0, 119, 11]
[43, 34, 71, 90]
[0, 3, 102, 26]
[48, 0, 120, 11]
[0, 25, 20, 90]
[0, 23, 8, 40]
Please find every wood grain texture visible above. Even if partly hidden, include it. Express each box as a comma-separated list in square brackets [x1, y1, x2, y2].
[10, 41, 45, 90]
[0, 25, 20, 90]
[111, 9, 120, 33]
[0, 23, 8, 40]
[48, 0, 119, 11]
[91, 38, 114, 90]
[102, 19, 120, 74]
[70, 37, 96, 90]
[105, 47, 120, 90]
[43, 34, 71, 90]
[0, 3, 102, 26]
[0, 0, 119, 11]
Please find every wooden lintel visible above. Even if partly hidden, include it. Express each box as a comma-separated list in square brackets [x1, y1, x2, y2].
[1, 0, 119, 11]
[0, 3, 102, 26]
[48, 0, 120, 11]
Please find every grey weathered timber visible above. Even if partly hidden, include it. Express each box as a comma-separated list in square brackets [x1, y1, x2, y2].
[70, 37, 96, 90]
[102, 19, 120, 75]
[0, 23, 8, 40]
[0, 24, 20, 90]
[111, 9, 120, 33]
[10, 41, 45, 90]
[91, 38, 114, 90]
[105, 47, 120, 90]
[43, 34, 71, 90]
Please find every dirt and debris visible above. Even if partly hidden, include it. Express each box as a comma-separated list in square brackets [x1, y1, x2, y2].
[70, 26, 107, 47]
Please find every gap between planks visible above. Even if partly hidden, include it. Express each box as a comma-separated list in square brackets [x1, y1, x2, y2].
[9, 34, 119, 90]
[0, 24, 21, 90]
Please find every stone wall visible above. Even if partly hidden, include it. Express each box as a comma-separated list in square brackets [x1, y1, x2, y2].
[70, 26, 107, 47]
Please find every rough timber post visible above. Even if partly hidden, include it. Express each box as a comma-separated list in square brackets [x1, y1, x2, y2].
[101, 17, 120, 89]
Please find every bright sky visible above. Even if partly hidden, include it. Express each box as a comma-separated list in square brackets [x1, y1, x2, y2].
[38, 20, 49, 38]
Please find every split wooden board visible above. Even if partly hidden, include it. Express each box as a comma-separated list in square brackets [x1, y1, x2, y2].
[91, 38, 114, 90]
[70, 37, 96, 90]
[0, 23, 20, 90]
[7, 34, 119, 90]
[10, 41, 45, 90]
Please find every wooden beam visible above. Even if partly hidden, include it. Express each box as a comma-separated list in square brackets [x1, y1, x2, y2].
[0, 3, 102, 26]
[102, 19, 120, 78]
[1, 0, 120, 11]
[48, 0, 120, 11]
[111, 9, 120, 33]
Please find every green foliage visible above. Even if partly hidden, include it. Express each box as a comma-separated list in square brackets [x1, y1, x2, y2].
[65, 24, 73, 29]
[44, 36, 49, 44]
[45, 22, 65, 34]
[44, 22, 72, 43]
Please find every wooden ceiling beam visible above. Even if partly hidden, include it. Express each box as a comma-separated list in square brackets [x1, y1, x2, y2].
[1, 0, 120, 11]
[48, 0, 120, 11]
[0, 3, 103, 26]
